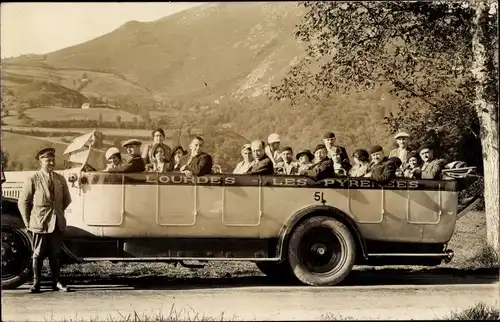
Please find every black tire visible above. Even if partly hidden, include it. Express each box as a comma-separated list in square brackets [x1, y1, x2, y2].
[255, 261, 297, 283]
[1, 225, 33, 289]
[287, 216, 356, 286]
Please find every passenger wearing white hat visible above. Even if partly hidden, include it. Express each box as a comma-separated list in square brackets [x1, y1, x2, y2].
[265, 133, 282, 167]
[103, 147, 123, 171]
[389, 131, 411, 168]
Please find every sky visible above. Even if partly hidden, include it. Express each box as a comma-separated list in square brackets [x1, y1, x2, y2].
[0, 2, 205, 58]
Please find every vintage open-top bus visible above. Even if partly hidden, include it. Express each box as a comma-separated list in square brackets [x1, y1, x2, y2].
[1, 131, 481, 289]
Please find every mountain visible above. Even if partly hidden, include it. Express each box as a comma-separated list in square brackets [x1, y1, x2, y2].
[17, 2, 306, 102]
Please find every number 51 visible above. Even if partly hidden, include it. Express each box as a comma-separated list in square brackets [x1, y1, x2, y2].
[314, 192, 325, 202]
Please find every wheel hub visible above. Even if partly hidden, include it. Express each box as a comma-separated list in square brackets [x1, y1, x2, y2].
[311, 243, 327, 256]
[299, 227, 343, 274]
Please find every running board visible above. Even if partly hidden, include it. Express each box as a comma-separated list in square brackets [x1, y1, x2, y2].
[368, 250, 454, 263]
[79, 257, 281, 262]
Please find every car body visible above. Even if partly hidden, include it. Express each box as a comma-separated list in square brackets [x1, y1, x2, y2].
[1, 131, 477, 288]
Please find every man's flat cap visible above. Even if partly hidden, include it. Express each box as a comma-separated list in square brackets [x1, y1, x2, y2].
[322, 132, 336, 139]
[367, 145, 383, 154]
[394, 131, 410, 139]
[418, 144, 433, 153]
[122, 139, 142, 147]
[35, 147, 55, 160]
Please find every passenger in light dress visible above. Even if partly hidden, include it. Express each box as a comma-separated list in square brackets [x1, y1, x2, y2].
[233, 144, 254, 174]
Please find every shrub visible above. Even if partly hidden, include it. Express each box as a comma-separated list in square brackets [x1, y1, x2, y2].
[443, 302, 500, 320]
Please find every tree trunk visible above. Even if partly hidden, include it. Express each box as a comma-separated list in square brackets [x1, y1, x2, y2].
[472, 0, 499, 255]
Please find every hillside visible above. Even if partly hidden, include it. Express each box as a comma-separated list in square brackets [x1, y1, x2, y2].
[28, 2, 307, 101]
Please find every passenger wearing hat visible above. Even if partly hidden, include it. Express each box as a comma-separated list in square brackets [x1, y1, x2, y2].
[296, 149, 314, 173]
[299, 144, 333, 181]
[141, 128, 172, 165]
[265, 133, 283, 167]
[419, 144, 446, 180]
[248, 140, 274, 175]
[389, 131, 411, 168]
[103, 147, 123, 171]
[169, 145, 188, 172]
[180, 136, 213, 177]
[233, 143, 254, 174]
[17, 147, 72, 293]
[349, 148, 371, 177]
[367, 145, 401, 184]
[107, 139, 146, 173]
[403, 151, 422, 179]
[322, 131, 350, 165]
[275, 146, 299, 175]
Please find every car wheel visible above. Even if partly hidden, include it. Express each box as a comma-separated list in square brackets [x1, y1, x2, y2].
[255, 261, 296, 283]
[287, 216, 356, 286]
[1, 226, 33, 289]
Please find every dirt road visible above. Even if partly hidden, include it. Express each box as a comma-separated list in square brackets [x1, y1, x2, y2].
[2, 273, 499, 321]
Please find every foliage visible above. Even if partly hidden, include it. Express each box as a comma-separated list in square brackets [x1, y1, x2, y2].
[270, 1, 484, 168]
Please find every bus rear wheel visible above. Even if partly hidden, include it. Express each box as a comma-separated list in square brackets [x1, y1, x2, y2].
[287, 216, 356, 286]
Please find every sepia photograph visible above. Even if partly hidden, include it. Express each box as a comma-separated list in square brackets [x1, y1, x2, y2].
[1, 1, 499, 321]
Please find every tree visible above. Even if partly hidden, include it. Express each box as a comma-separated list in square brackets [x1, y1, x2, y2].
[271, 1, 498, 254]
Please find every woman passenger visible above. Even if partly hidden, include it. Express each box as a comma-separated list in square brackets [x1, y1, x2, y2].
[103, 147, 123, 171]
[331, 146, 351, 177]
[169, 145, 188, 172]
[348, 149, 370, 177]
[145, 144, 170, 173]
[403, 151, 422, 179]
[233, 144, 254, 174]
[295, 149, 314, 173]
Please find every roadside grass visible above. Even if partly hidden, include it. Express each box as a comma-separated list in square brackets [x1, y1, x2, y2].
[44, 304, 248, 322]
[441, 302, 500, 320]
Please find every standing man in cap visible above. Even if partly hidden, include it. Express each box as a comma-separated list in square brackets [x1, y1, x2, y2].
[180, 136, 213, 177]
[389, 131, 411, 168]
[419, 144, 446, 179]
[300, 144, 333, 181]
[106, 139, 146, 173]
[322, 132, 349, 165]
[248, 140, 274, 175]
[265, 133, 282, 167]
[275, 146, 299, 175]
[18, 147, 72, 293]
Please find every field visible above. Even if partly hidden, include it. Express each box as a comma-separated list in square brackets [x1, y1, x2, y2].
[1, 132, 69, 170]
[22, 107, 142, 123]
